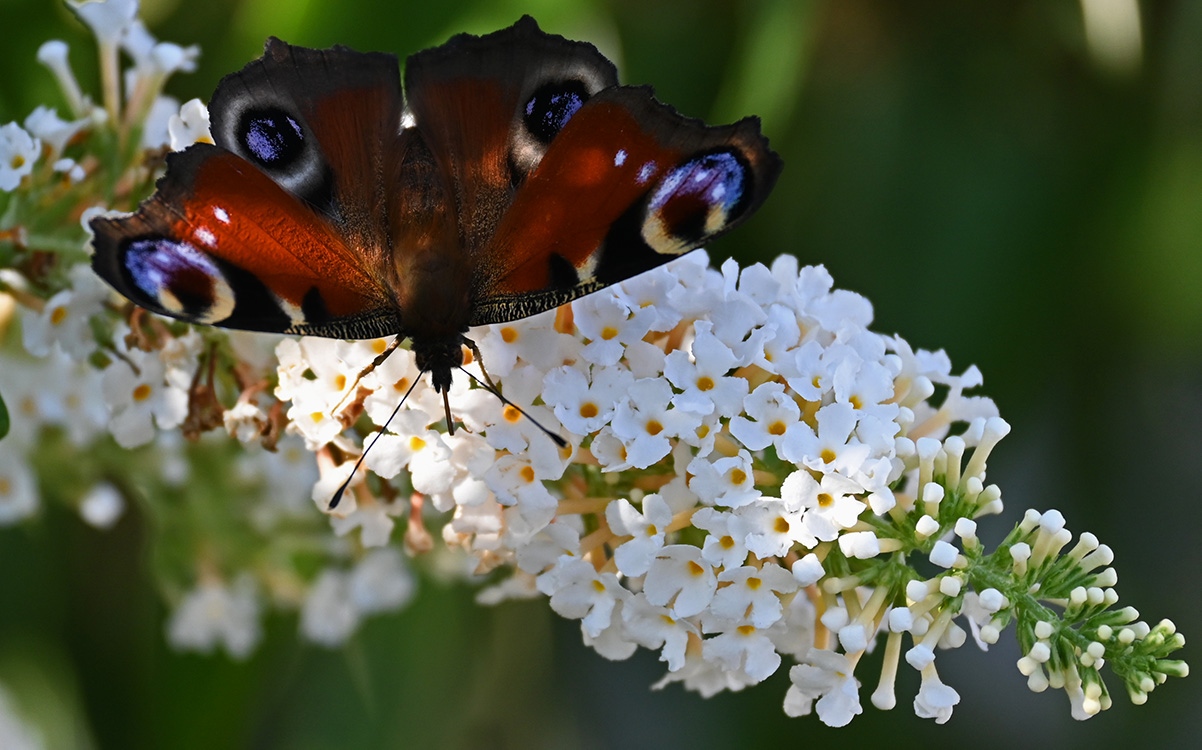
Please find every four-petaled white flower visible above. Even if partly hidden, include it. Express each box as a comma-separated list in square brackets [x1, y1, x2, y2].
[785, 648, 864, 727]
[100, 348, 188, 448]
[543, 363, 633, 436]
[573, 295, 655, 367]
[701, 623, 782, 683]
[621, 593, 696, 672]
[705, 563, 800, 629]
[167, 98, 212, 150]
[644, 545, 718, 618]
[610, 378, 702, 469]
[664, 320, 748, 416]
[545, 555, 628, 638]
[0, 451, 39, 525]
[687, 449, 760, 508]
[166, 575, 262, 659]
[0, 122, 41, 192]
[606, 494, 672, 577]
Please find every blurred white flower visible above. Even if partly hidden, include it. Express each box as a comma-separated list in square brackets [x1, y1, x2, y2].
[166, 575, 262, 659]
[0, 123, 40, 192]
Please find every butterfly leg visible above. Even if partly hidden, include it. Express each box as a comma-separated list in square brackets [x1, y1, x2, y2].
[462, 336, 500, 393]
[442, 388, 455, 436]
[331, 335, 403, 415]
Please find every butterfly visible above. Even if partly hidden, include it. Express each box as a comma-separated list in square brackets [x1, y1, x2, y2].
[90, 16, 782, 412]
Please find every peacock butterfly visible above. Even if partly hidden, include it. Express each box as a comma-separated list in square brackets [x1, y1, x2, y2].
[90, 16, 782, 405]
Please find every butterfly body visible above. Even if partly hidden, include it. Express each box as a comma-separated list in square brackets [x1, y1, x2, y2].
[91, 17, 782, 395]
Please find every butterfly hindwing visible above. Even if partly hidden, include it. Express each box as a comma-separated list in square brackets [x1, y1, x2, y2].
[468, 85, 783, 325]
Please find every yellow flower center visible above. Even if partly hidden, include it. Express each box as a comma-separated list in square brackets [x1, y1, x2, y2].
[409, 436, 426, 451]
[729, 468, 747, 485]
[747, 576, 762, 590]
[645, 524, 658, 537]
[132, 384, 153, 402]
[820, 448, 837, 464]
[737, 624, 756, 636]
[600, 326, 619, 340]
[767, 420, 786, 436]
[719, 535, 735, 549]
[579, 402, 599, 419]
[773, 516, 790, 533]
[504, 405, 522, 423]
[645, 419, 663, 436]
[372, 339, 388, 354]
[520, 465, 535, 483]
[687, 560, 705, 576]
[501, 326, 518, 344]
[50, 306, 68, 326]
[592, 579, 607, 593]
[393, 377, 409, 392]
[696, 376, 715, 391]
[10, 155, 25, 169]
[850, 395, 863, 410]
[817, 492, 833, 508]
[333, 374, 347, 391]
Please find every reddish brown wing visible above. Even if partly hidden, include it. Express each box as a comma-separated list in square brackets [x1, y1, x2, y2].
[90, 144, 402, 337]
[91, 39, 412, 339]
[207, 37, 407, 263]
[403, 16, 619, 253]
[467, 86, 783, 325]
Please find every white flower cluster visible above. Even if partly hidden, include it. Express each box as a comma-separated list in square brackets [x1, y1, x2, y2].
[1, 0, 1186, 723]
[0, 0, 214, 527]
[0, 0, 209, 201]
[271, 251, 1010, 723]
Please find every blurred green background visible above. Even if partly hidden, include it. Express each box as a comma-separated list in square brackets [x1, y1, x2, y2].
[1, 0, 1199, 747]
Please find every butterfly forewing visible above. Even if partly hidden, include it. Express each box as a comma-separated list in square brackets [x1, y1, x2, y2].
[90, 144, 402, 337]
[404, 16, 620, 254]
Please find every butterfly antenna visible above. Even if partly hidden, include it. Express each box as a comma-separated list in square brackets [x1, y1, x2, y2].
[455, 365, 568, 449]
[328, 373, 422, 511]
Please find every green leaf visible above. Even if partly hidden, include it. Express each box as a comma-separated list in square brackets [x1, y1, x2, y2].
[0, 389, 8, 440]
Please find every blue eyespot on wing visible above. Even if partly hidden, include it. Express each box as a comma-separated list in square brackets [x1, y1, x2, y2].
[123, 237, 237, 323]
[642, 149, 751, 256]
